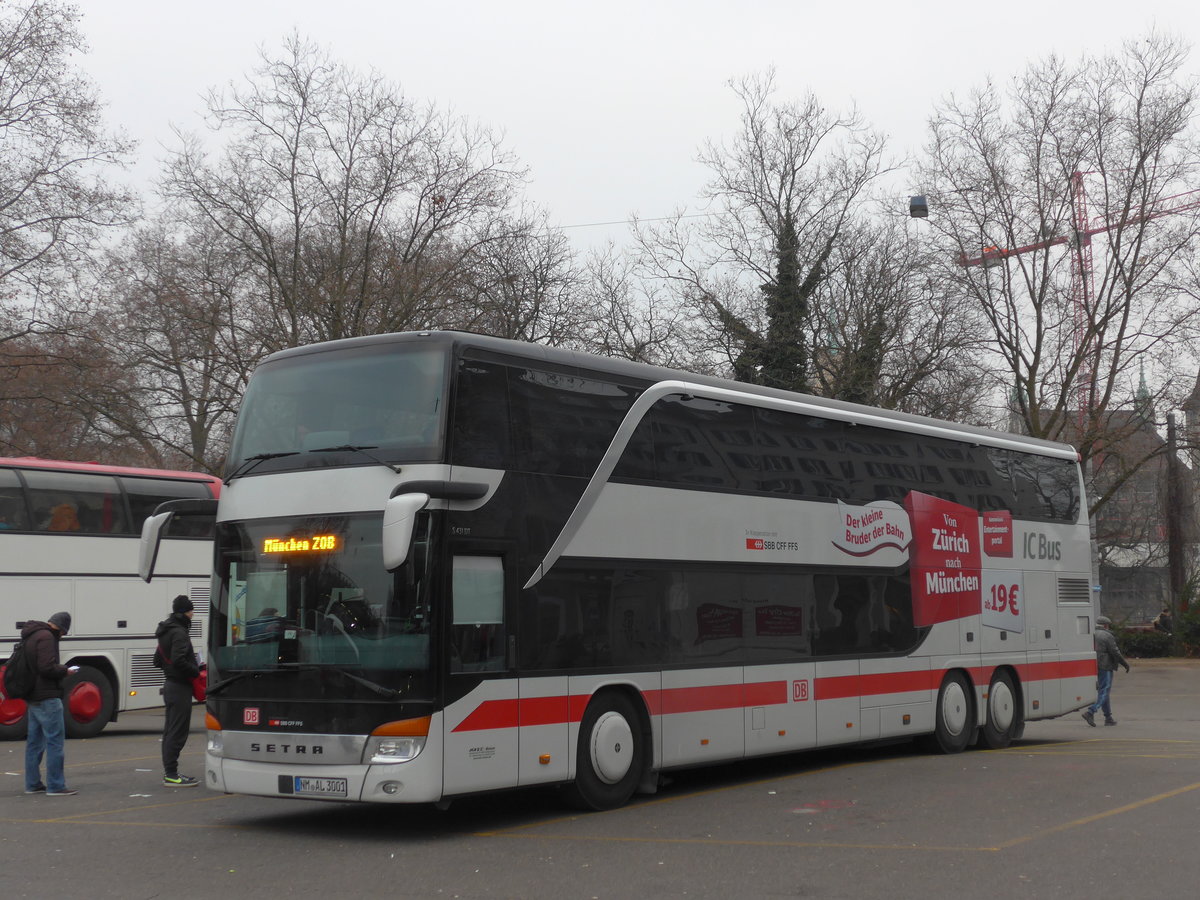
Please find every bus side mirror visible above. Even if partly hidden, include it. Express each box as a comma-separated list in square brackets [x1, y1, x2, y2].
[138, 511, 173, 582]
[382, 492, 430, 571]
[137, 497, 218, 582]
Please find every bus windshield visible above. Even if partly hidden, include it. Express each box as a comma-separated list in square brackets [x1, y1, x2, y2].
[226, 345, 447, 475]
[211, 514, 433, 698]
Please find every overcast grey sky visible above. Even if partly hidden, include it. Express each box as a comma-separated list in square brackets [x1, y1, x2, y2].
[79, 1, 1198, 247]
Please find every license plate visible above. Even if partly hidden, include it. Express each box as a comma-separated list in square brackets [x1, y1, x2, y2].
[293, 776, 347, 797]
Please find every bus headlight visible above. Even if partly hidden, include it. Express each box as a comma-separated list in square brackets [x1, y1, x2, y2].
[207, 730, 224, 757]
[364, 715, 431, 765]
[364, 735, 425, 764]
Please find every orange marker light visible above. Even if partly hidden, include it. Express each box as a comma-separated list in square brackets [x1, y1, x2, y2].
[371, 716, 432, 737]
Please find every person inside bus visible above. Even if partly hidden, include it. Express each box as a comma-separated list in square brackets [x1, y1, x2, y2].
[43, 503, 80, 532]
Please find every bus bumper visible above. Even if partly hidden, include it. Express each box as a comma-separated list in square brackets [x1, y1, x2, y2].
[206, 752, 445, 804]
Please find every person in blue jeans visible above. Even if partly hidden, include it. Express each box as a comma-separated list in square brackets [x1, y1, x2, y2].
[23, 611, 79, 796]
[1082, 615, 1130, 727]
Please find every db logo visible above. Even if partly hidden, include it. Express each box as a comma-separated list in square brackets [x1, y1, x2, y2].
[243, 707, 261, 725]
[792, 680, 810, 702]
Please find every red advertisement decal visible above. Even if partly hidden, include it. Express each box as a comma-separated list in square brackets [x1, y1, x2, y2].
[904, 491, 981, 627]
[982, 511, 1013, 558]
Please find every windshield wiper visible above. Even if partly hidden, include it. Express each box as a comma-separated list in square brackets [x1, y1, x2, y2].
[224, 451, 300, 484]
[207, 664, 399, 700]
[306, 444, 399, 472]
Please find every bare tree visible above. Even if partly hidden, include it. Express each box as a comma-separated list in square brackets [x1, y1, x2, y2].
[0, 332, 154, 462]
[631, 71, 983, 413]
[444, 208, 590, 345]
[82, 221, 254, 471]
[578, 245, 712, 369]
[809, 216, 991, 420]
[0, 0, 135, 342]
[915, 34, 1200, 510]
[159, 34, 531, 354]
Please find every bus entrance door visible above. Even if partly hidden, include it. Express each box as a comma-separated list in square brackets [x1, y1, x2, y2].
[442, 553, 517, 796]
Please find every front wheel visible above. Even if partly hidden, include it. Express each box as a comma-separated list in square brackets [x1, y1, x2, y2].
[925, 671, 974, 754]
[563, 692, 645, 811]
[63, 666, 114, 739]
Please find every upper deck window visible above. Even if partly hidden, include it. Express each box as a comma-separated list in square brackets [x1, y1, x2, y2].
[227, 345, 447, 476]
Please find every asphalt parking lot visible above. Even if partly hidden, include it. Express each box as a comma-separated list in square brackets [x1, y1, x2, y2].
[2, 659, 1198, 899]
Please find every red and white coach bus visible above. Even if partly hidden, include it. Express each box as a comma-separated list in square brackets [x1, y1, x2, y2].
[140, 331, 1097, 809]
[1, 457, 218, 738]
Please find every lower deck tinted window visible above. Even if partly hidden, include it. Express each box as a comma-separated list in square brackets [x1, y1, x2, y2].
[521, 563, 922, 670]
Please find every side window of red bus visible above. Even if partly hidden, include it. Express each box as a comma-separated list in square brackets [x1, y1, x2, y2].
[23, 470, 128, 534]
[0, 469, 30, 530]
[121, 476, 215, 537]
[451, 556, 506, 672]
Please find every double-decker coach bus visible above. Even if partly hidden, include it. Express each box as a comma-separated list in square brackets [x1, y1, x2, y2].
[140, 331, 1097, 809]
[1, 457, 218, 739]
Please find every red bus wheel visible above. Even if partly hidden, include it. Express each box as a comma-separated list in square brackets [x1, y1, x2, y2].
[64, 666, 114, 739]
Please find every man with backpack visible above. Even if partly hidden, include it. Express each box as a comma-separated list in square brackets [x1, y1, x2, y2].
[22, 612, 79, 796]
[156, 595, 200, 787]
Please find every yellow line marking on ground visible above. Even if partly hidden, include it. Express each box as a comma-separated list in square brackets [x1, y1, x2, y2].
[995, 780, 1200, 849]
[64, 753, 165, 768]
[482, 740, 1200, 852]
[492, 833, 991, 852]
[5, 792, 233, 825]
[475, 756, 881, 837]
[22, 817, 243, 830]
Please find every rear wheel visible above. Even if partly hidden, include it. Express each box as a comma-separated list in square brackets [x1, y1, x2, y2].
[927, 671, 973, 754]
[563, 692, 645, 811]
[63, 666, 114, 739]
[979, 670, 1019, 750]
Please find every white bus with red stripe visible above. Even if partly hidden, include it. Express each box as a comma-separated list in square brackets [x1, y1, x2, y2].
[1, 457, 218, 739]
[145, 332, 1095, 809]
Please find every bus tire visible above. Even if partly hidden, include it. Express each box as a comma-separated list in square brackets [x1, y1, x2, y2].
[926, 671, 973, 754]
[0, 706, 28, 740]
[564, 692, 645, 811]
[979, 670, 1019, 750]
[64, 666, 114, 739]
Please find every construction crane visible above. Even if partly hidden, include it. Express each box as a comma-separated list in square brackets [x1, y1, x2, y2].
[927, 173, 1200, 421]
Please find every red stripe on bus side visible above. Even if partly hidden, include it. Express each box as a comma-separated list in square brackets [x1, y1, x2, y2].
[449, 661, 1098, 732]
[1016, 658, 1096, 681]
[814, 670, 940, 700]
[451, 681, 788, 732]
[452, 699, 519, 732]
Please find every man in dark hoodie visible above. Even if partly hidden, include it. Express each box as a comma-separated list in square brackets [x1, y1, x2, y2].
[156, 595, 200, 787]
[23, 611, 79, 796]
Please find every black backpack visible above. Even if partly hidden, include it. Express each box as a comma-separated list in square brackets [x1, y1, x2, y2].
[2, 640, 35, 700]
